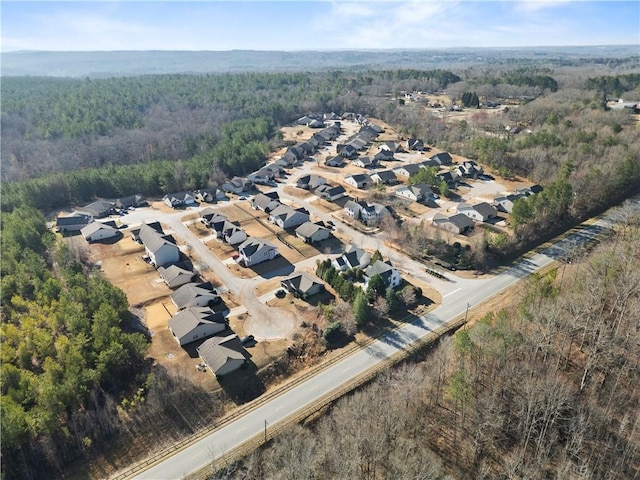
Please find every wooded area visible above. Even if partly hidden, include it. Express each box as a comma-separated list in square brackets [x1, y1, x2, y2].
[219, 205, 640, 480]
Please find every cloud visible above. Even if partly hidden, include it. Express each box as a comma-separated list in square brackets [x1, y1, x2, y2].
[514, 0, 574, 13]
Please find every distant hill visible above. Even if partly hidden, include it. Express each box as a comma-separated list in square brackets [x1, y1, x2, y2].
[2, 46, 637, 77]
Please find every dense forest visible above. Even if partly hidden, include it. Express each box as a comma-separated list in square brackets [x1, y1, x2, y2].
[218, 204, 640, 480]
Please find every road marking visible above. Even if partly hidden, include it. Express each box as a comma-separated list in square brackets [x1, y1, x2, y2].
[443, 287, 461, 298]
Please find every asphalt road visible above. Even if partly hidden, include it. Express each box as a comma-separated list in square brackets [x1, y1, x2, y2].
[132, 211, 624, 480]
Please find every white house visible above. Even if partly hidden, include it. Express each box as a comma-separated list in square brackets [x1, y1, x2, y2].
[81, 222, 120, 242]
[163, 192, 196, 208]
[269, 205, 310, 230]
[221, 222, 247, 246]
[168, 307, 227, 346]
[315, 184, 347, 202]
[364, 260, 402, 290]
[295, 222, 331, 243]
[395, 183, 433, 202]
[344, 200, 390, 224]
[238, 238, 279, 267]
[456, 202, 497, 222]
[332, 245, 371, 271]
[432, 213, 474, 234]
[139, 226, 180, 268]
[344, 173, 373, 189]
[393, 164, 422, 178]
[371, 170, 397, 185]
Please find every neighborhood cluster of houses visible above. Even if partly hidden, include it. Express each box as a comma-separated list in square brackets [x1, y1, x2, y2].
[331, 245, 402, 291]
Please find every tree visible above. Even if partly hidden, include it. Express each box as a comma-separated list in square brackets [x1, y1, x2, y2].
[366, 274, 386, 302]
[352, 291, 370, 328]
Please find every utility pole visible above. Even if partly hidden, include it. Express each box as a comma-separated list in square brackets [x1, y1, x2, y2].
[464, 303, 471, 325]
[264, 419, 268, 443]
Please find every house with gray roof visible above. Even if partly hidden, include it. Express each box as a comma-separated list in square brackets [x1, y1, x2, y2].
[158, 265, 195, 289]
[371, 170, 397, 185]
[295, 222, 331, 244]
[493, 194, 525, 213]
[395, 183, 433, 202]
[315, 184, 347, 202]
[430, 152, 453, 166]
[221, 222, 247, 246]
[332, 245, 371, 271]
[344, 200, 390, 224]
[456, 202, 497, 222]
[337, 144, 358, 159]
[168, 307, 227, 346]
[344, 173, 373, 190]
[163, 192, 196, 208]
[432, 213, 474, 234]
[139, 224, 180, 268]
[81, 221, 120, 243]
[325, 156, 346, 168]
[281, 272, 325, 299]
[56, 213, 93, 233]
[115, 194, 146, 209]
[352, 157, 379, 169]
[269, 205, 310, 230]
[200, 207, 223, 226]
[194, 188, 225, 203]
[364, 260, 402, 290]
[238, 238, 279, 267]
[393, 164, 422, 178]
[222, 176, 253, 195]
[131, 221, 162, 242]
[171, 283, 219, 310]
[374, 149, 394, 162]
[407, 138, 425, 151]
[296, 174, 326, 190]
[209, 215, 229, 238]
[79, 200, 114, 218]
[252, 192, 281, 213]
[197, 334, 250, 377]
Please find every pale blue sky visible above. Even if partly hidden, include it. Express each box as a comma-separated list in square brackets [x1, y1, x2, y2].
[2, 1, 639, 52]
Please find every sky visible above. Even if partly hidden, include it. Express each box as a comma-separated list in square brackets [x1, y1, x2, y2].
[2, 1, 639, 52]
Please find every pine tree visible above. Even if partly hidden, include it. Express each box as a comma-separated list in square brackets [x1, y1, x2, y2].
[353, 291, 370, 327]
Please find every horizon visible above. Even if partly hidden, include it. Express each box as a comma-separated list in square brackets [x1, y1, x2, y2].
[2, 1, 639, 53]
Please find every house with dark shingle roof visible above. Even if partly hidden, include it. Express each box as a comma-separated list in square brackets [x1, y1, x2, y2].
[315, 184, 347, 202]
[221, 222, 247, 246]
[81, 221, 120, 242]
[344, 200, 390, 223]
[222, 177, 253, 195]
[252, 192, 281, 213]
[364, 260, 402, 290]
[352, 157, 379, 169]
[163, 192, 196, 208]
[407, 138, 425, 151]
[296, 174, 326, 190]
[158, 265, 195, 289]
[238, 238, 279, 267]
[171, 283, 219, 310]
[56, 213, 93, 233]
[168, 307, 227, 346]
[344, 173, 372, 189]
[337, 144, 358, 159]
[197, 334, 251, 377]
[138, 224, 180, 267]
[393, 164, 422, 178]
[456, 202, 497, 222]
[115, 194, 146, 209]
[281, 272, 325, 299]
[269, 205, 310, 230]
[332, 245, 371, 271]
[432, 213, 474, 234]
[395, 183, 433, 202]
[493, 194, 525, 213]
[295, 222, 331, 244]
[371, 170, 397, 185]
[430, 152, 453, 166]
[131, 221, 162, 242]
[325, 156, 346, 168]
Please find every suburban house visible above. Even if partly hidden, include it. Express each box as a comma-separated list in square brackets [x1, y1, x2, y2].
[115, 194, 146, 209]
[407, 138, 425, 151]
[269, 205, 310, 230]
[80, 221, 120, 243]
[374, 149, 394, 162]
[344, 173, 373, 190]
[455, 160, 483, 178]
[194, 188, 225, 203]
[436, 171, 459, 188]
[221, 222, 247, 246]
[252, 192, 281, 212]
[158, 264, 195, 289]
[222, 177, 253, 195]
[171, 283, 220, 310]
[281, 272, 325, 299]
[337, 144, 358, 159]
[296, 174, 327, 190]
[197, 334, 250, 377]
[344, 200, 390, 224]
[248, 166, 279, 185]
[395, 183, 433, 202]
[494, 194, 525, 213]
[209, 216, 229, 238]
[138, 225, 180, 267]
[79, 200, 114, 218]
[364, 260, 402, 289]
[371, 170, 397, 185]
[332, 245, 371, 271]
[430, 152, 453, 166]
[380, 141, 401, 153]
[131, 221, 162, 243]
[295, 222, 331, 244]
[237, 238, 279, 267]
[432, 213, 474, 234]
[200, 208, 223, 226]
[325, 156, 346, 168]
[456, 202, 498, 222]
[163, 192, 196, 208]
[516, 185, 544, 196]
[393, 164, 422, 178]
[168, 307, 227, 346]
[352, 157, 379, 169]
[315, 184, 347, 202]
